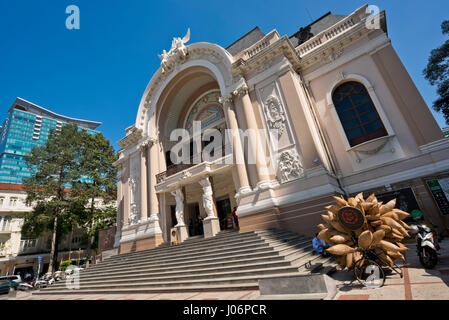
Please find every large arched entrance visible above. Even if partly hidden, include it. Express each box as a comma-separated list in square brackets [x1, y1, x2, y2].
[152, 67, 238, 242]
[115, 40, 257, 252]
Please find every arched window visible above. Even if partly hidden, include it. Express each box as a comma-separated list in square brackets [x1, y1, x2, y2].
[184, 90, 225, 135]
[332, 81, 388, 147]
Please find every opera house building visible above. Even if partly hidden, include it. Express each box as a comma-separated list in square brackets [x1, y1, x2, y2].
[113, 5, 449, 254]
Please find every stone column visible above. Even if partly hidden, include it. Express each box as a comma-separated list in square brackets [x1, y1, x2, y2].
[199, 176, 220, 238]
[114, 165, 124, 248]
[140, 145, 148, 221]
[147, 139, 162, 233]
[234, 84, 272, 188]
[123, 162, 130, 226]
[220, 95, 251, 197]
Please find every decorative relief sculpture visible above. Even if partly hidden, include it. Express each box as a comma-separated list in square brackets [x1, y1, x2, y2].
[158, 28, 191, 74]
[264, 95, 286, 136]
[325, 49, 344, 64]
[278, 150, 303, 183]
[129, 176, 139, 225]
[199, 177, 215, 219]
[171, 189, 185, 227]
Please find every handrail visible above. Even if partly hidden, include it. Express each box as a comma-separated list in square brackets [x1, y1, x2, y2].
[156, 144, 231, 183]
[296, 5, 368, 58]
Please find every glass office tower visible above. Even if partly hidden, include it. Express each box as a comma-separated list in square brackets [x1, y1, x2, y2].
[0, 98, 102, 184]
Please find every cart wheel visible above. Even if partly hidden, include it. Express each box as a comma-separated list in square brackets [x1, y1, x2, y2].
[354, 258, 385, 288]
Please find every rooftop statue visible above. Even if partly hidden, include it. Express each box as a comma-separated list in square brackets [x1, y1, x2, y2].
[158, 28, 191, 74]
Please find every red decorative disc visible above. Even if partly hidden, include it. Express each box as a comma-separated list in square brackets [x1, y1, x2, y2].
[337, 206, 365, 231]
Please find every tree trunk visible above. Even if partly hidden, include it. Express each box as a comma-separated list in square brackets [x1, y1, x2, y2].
[68, 226, 73, 260]
[86, 196, 95, 266]
[48, 215, 58, 274]
[53, 229, 60, 272]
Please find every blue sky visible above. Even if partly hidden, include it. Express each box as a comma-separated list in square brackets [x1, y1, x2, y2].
[0, 0, 448, 151]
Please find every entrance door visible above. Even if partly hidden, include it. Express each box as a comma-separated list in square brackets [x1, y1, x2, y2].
[170, 205, 176, 228]
[216, 198, 232, 230]
[187, 203, 202, 236]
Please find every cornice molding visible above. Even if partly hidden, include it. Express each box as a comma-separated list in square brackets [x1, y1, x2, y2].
[117, 126, 143, 148]
[231, 36, 302, 78]
[297, 8, 387, 70]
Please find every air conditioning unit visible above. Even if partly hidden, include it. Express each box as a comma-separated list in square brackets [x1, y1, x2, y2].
[170, 227, 180, 246]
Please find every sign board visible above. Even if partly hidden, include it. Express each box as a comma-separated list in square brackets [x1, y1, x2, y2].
[37, 256, 42, 264]
[375, 187, 422, 222]
[426, 179, 449, 216]
[170, 227, 180, 245]
[337, 206, 365, 231]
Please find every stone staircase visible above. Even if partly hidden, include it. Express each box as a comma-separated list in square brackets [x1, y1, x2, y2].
[33, 229, 336, 296]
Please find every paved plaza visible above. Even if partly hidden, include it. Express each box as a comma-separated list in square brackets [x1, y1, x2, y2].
[2, 240, 448, 301]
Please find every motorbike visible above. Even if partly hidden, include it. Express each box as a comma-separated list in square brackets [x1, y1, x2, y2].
[17, 281, 34, 291]
[410, 224, 440, 269]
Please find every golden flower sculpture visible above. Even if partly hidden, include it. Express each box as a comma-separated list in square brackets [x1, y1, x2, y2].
[318, 193, 410, 270]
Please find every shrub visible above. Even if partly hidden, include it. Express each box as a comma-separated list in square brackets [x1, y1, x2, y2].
[59, 260, 72, 271]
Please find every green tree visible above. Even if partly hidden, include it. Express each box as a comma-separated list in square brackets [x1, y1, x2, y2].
[424, 20, 449, 124]
[73, 131, 117, 259]
[22, 123, 84, 273]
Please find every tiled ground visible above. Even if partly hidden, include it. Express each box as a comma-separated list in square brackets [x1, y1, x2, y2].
[2, 240, 448, 301]
[334, 239, 449, 300]
[2, 290, 260, 301]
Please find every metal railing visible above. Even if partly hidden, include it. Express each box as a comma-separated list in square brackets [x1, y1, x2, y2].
[156, 144, 231, 183]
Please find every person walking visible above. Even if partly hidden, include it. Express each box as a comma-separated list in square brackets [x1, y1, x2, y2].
[232, 207, 239, 230]
[312, 233, 330, 257]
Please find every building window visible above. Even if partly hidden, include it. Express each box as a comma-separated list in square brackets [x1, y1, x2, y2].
[0, 197, 4, 206]
[0, 216, 12, 231]
[332, 81, 388, 147]
[19, 239, 37, 251]
[9, 197, 18, 207]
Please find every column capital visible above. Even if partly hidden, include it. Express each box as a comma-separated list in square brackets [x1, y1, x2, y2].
[140, 138, 157, 152]
[219, 94, 233, 106]
[233, 83, 249, 98]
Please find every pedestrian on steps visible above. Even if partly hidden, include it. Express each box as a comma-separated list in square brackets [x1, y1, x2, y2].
[232, 207, 239, 230]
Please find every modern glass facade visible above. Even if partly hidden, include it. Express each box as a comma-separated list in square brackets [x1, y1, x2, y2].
[0, 98, 101, 184]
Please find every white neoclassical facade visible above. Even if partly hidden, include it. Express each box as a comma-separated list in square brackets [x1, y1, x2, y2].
[0, 187, 109, 276]
[114, 5, 449, 254]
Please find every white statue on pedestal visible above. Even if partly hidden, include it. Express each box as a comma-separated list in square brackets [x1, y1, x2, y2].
[171, 189, 185, 227]
[199, 177, 215, 219]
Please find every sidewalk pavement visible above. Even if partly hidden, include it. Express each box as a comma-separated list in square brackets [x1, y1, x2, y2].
[3, 240, 449, 301]
[334, 238, 449, 300]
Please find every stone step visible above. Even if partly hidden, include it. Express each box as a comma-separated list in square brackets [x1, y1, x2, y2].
[93, 242, 275, 270]
[78, 258, 294, 282]
[78, 259, 294, 282]
[40, 272, 303, 292]
[110, 229, 289, 261]
[84, 234, 309, 277]
[79, 251, 286, 278]
[34, 283, 261, 295]
[33, 229, 335, 296]
[268, 237, 312, 254]
[106, 237, 271, 265]
[81, 234, 311, 278]
[115, 230, 256, 254]
[98, 232, 305, 268]
[49, 265, 301, 289]
[85, 247, 281, 275]
[298, 255, 337, 273]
